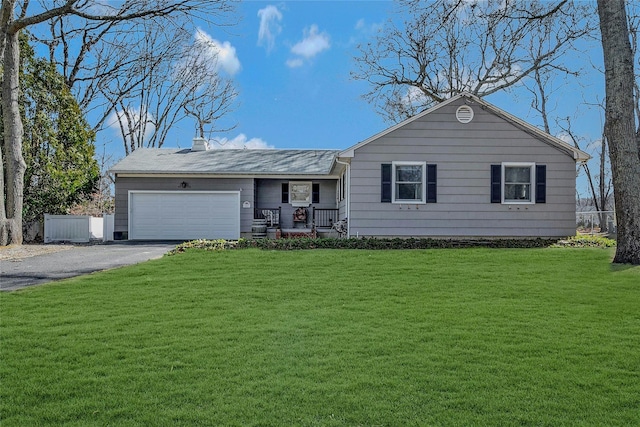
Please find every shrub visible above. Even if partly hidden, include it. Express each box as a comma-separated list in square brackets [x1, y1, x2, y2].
[168, 239, 245, 255]
[169, 237, 562, 253]
[552, 235, 617, 248]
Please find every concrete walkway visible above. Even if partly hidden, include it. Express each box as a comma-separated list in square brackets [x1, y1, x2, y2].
[0, 242, 177, 291]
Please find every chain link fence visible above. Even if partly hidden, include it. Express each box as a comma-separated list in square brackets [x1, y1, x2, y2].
[576, 211, 616, 235]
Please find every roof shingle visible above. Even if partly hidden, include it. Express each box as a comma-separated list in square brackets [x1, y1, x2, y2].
[110, 148, 339, 175]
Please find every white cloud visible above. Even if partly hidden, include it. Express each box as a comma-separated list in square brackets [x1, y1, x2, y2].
[556, 132, 573, 145]
[556, 132, 601, 152]
[83, 1, 119, 16]
[290, 24, 330, 59]
[285, 58, 304, 68]
[106, 106, 155, 143]
[354, 18, 382, 33]
[349, 18, 384, 47]
[286, 24, 330, 68]
[257, 5, 282, 53]
[194, 28, 241, 76]
[401, 86, 429, 108]
[208, 134, 273, 149]
[586, 138, 604, 152]
[476, 63, 522, 93]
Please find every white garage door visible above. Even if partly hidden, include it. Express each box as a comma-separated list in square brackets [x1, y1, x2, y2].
[129, 191, 240, 240]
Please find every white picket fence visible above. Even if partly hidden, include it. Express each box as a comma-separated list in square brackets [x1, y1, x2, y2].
[44, 214, 114, 243]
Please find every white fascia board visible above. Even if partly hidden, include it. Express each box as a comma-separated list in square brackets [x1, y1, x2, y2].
[339, 91, 591, 163]
[469, 95, 592, 163]
[114, 173, 342, 179]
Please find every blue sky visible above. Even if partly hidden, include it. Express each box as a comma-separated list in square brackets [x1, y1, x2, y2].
[136, 1, 395, 151]
[97, 1, 606, 196]
[97, 1, 605, 152]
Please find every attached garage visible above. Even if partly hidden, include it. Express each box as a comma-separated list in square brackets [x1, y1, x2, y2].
[128, 191, 240, 240]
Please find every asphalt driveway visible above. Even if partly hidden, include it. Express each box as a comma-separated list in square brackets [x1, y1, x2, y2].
[0, 242, 177, 291]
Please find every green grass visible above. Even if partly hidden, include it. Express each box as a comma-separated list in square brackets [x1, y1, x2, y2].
[1, 248, 639, 426]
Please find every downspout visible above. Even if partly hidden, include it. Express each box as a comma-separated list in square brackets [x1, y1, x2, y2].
[335, 158, 351, 237]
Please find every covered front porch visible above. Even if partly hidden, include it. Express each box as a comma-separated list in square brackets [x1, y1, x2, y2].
[251, 178, 345, 238]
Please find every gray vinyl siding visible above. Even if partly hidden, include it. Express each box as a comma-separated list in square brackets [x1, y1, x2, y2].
[347, 98, 578, 238]
[255, 179, 337, 229]
[114, 177, 254, 237]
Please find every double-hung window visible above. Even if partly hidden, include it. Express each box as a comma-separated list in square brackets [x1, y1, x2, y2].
[491, 162, 546, 204]
[503, 163, 534, 203]
[381, 162, 437, 204]
[393, 162, 426, 203]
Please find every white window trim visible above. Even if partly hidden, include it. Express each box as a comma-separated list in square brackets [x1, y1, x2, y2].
[337, 171, 346, 202]
[392, 161, 427, 204]
[502, 162, 536, 204]
[289, 181, 312, 207]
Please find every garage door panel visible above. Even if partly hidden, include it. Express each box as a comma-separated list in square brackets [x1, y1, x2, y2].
[129, 192, 240, 240]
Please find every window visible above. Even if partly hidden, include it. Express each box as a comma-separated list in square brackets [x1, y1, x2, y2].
[381, 163, 436, 204]
[394, 162, 425, 203]
[491, 163, 546, 204]
[338, 172, 346, 202]
[283, 182, 319, 205]
[504, 164, 533, 202]
[288, 181, 312, 207]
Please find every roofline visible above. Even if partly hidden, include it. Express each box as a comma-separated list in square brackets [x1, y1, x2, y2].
[470, 94, 591, 162]
[339, 92, 591, 162]
[339, 93, 465, 157]
[109, 149, 342, 176]
[113, 173, 342, 180]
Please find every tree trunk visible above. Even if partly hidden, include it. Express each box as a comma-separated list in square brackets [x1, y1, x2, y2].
[597, 0, 640, 264]
[2, 27, 27, 245]
[0, 142, 7, 245]
[599, 136, 608, 232]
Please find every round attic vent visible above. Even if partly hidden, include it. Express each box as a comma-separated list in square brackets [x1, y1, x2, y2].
[456, 105, 474, 123]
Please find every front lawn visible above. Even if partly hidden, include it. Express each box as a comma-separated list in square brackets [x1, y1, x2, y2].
[1, 248, 639, 425]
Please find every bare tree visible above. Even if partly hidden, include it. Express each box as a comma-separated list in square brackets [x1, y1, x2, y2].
[521, 24, 582, 135]
[352, 0, 592, 122]
[33, 2, 237, 155]
[1, 0, 233, 245]
[67, 143, 115, 217]
[597, 0, 640, 264]
[521, 46, 613, 229]
[184, 76, 238, 140]
[558, 117, 612, 230]
[100, 25, 238, 154]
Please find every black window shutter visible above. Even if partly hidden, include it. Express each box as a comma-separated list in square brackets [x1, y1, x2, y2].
[491, 165, 502, 203]
[312, 183, 320, 203]
[535, 164, 546, 203]
[281, 182, 289, 204]
[426, 164, 437, 203]
[381, 164, 392, 203]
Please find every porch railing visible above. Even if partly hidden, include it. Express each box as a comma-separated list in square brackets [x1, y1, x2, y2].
[313, 208, 340, 228]
[255, 207, 281, 227]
